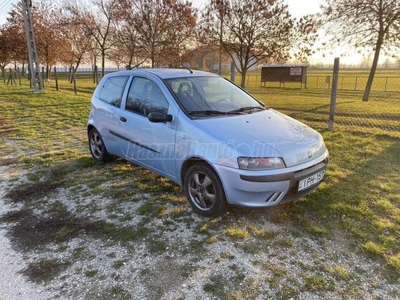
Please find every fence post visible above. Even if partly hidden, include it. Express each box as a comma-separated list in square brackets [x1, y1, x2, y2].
[54, 66, 59, 91]
[328, 58, 340, 131]
[17, 67, 21, 86]
[41, 66, 45, 88]
[385, 77, 388, 92]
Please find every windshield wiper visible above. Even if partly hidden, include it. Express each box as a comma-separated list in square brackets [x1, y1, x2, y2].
[188, 110, 228, 116]
[227, 106, 266, 114]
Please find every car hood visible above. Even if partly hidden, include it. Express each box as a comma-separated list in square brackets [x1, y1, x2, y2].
[193, 109, 327, 167]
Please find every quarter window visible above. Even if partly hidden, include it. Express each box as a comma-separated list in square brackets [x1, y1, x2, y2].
[99, 76, 129, 107]
[126, 77, 168, 116]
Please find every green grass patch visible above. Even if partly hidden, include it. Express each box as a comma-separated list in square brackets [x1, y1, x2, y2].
[225, 227, 249, 240]
[22, 258, 71, 283]
[303, 275, 331, 292]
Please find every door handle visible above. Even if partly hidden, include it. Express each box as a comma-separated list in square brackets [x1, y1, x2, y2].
[120, 117, 127, 122]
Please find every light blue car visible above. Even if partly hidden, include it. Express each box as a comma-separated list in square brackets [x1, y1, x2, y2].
[87, 69, 329, 217]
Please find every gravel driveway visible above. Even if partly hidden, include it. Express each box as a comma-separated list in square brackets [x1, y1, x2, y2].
[1, 161, 399, 300]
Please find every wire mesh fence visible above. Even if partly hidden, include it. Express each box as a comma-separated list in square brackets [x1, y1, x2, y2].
[235, 73, 400, 92]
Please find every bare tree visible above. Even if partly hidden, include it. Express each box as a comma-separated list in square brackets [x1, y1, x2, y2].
[64, 0, 120, 77]
[0, 24, 23, 70]
[200, 0, 317, 88]
[199, 0, 228, 74]
[163, 1, 197, 67]
[60, 20, 94, 82]
[33, 1, 69, 79]
[321, 0, 400, 101]
[119, 0, 197, 68]
[182, 44, 227, 71]
[119, 0, 168, 68]
[111, 18, 148, 69]
[289, 16, 320, 62]
[5, 1, 65, 78]
[2, 5, 30, 70]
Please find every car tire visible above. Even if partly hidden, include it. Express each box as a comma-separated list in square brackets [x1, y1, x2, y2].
[88, 128, 111, 162]
[184, 163, 228, 217]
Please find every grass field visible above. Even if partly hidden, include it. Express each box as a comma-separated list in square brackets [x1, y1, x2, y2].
[0, 74, 399, 298]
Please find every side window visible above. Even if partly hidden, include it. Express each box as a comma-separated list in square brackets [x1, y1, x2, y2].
[98, 76, 129, 107]
[125, 77, 168, 116]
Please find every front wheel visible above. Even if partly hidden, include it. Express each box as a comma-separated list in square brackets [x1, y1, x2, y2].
[184, 163, 228, 217]
[88, 128, 111, 162]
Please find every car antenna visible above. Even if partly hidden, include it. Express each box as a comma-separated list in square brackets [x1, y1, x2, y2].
[186, 68, 193, 74]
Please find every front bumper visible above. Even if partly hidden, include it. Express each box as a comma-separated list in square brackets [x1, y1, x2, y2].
[214, 155, 328, 207]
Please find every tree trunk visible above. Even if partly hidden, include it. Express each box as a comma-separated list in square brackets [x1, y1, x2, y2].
[101, 48, 106, 77]
[151, 46, 155, 68]
[46, 65, 51, 80]
[240, 69, 246, 88]
[362, 33, 384, 102]
[128, 55, 133, 70]
[70, 61, 81, 84]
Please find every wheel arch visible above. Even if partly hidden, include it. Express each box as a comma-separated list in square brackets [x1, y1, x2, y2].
[87, 124, 96, 137]
[181, 157, 212, 185]
[180, 157, 223, 187]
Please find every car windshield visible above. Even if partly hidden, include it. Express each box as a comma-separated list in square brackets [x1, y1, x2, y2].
[165, 76, 266, 116]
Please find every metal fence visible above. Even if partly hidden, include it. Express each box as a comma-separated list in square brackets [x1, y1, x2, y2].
[238, 74, 400, 92]
[3, 66, 400, 93]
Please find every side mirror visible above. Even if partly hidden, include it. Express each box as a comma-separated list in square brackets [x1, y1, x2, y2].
[148, 112, 173, 123]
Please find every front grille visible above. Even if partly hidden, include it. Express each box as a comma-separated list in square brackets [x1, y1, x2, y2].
[265, 192, 283, 204]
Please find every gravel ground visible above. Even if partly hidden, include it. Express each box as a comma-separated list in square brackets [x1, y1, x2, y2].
[0, 167, 53, 300]
[0, 164, 399, 299]
[0, 228, 54, 300]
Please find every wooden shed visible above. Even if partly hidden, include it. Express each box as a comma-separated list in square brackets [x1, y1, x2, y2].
[261, 64, 308, 88]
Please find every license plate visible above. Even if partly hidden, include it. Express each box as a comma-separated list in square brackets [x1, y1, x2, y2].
[298, 170, 325, 192]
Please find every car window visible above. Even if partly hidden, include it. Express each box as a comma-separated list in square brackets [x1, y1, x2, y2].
[125, 77, 168, 116]
[98, 76, 129, 107]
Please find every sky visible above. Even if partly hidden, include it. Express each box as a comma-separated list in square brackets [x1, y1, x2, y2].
[0, 0, 369, 65]
[190, 0, 324, 18]
[0, 0, 323, 31]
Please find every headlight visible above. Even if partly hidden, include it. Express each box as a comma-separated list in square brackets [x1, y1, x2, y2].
[237, 157, 286, 170]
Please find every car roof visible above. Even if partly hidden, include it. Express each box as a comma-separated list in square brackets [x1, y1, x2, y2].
[106, 68, 218, 79]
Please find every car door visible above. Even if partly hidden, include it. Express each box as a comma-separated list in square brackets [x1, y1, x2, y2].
[115, 76, 178, 180]
[94, 75, 130, 156]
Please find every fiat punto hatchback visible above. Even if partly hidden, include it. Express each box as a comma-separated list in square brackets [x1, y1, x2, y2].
[87, 69, 328, 217]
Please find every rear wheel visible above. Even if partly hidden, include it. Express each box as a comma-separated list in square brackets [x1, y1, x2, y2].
[184, 163, 228, 217]
[88, 128, 111, 162]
